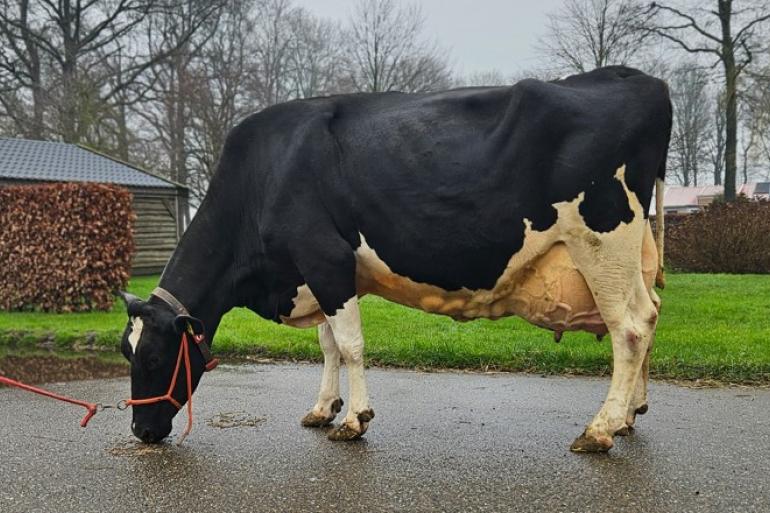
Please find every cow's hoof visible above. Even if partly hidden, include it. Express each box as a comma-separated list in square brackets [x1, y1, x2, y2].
[301, 398, 343, 427]
[570, 431, 613, 453]
[328, 423, 363, 441]
[615, 425, 635, 436]
[356, 408, 375, 423]
[327, 409, 374, 441]
[301, 411, 334, 427]
[635, 404, 649, 415]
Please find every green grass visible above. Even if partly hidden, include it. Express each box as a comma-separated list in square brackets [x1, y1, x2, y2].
[1, 273, 769, 383]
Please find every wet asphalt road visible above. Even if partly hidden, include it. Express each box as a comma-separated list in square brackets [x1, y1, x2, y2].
[1, 363, 769, 513]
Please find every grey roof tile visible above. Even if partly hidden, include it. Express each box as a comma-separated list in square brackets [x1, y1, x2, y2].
[0, 138, 179, 189]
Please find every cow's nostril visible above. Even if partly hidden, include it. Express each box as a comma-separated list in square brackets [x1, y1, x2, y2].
[133, 424, 160, 443]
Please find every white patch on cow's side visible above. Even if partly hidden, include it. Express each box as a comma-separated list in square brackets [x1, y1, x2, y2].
[353, 164, 658, 336]
[280, 285, 325, 328]
[290, 285, 319, 315]
[127, 316, 143, 354]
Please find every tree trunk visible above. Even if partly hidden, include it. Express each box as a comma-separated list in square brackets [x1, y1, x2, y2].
[170, 53, 188, 186]
[720, 0, 737, 201]
[61, 1, 79, 143]
[117, 101, 130, 161]
[19, 0, 44, 139]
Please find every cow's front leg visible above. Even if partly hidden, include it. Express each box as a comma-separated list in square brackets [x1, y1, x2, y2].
[325, 296, 375, 441]
[301, 322, 344, 427]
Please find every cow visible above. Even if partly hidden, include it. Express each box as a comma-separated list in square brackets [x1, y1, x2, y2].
[120, 66, 671, 453]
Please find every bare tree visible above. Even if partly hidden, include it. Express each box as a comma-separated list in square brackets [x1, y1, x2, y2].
[669, 64, 710, 186]
[539, 0, 653, 73]
[744, 67, 770, 178]
[648, 0, 770, 200]
[0, 0, 47, 139]
[286, 8, 342, 98]
[738, 100, 759, 184]
[454, 70, 509, 87]
[0, 0, 221, 147]
[136, 0, 222, 187]
[186, 0, 256, 200]
[344, 0, 452, 93]
[7, 0, 154, 142]
[250, 0, 295, 107]
[707, 91, 726, 185]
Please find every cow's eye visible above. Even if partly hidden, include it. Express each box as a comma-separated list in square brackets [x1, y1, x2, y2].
[144, 353, 162, 371]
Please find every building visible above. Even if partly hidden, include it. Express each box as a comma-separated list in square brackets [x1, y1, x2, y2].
[0, 138, 188, 275]
[650, 182, 770, 216]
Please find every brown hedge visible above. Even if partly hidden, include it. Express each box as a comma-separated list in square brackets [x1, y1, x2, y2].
[0, 182, 135, 312]
[666, 196, 770, 274]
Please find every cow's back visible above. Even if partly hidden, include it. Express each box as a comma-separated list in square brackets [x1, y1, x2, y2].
[324, 67, 670, 294]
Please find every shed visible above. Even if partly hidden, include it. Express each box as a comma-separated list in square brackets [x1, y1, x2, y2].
[0, 138, 188, 275]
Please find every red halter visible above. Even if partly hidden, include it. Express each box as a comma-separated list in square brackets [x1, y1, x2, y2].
[123, 288, 219, 444]
[124, 329, 217, 444]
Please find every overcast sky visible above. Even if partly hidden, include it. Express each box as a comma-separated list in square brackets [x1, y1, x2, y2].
[293, 0, 563, 77]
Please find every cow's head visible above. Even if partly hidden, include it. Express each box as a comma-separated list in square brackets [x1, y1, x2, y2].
[119, 292, 206, 443]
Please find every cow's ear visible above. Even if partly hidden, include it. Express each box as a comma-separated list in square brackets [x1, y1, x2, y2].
[173, 315, 205, 336]
[118, 291, 145, 317]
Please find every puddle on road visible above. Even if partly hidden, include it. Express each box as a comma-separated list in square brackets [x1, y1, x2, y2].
[0, 352, 128, 385]
[207, 411, 265, 429]
[107, 440, 171, 458]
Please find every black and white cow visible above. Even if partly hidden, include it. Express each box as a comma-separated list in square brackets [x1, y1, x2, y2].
[120, 66, 672, 453]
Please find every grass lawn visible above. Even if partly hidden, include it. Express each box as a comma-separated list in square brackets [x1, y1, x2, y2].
[1, 273, 769, 383]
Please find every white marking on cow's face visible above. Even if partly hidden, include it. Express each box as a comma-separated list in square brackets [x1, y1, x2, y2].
[128, 317, 143, 354]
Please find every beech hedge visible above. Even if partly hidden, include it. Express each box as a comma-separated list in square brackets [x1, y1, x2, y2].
[666, 196, 770, 274]
[0, 182, 134, 312]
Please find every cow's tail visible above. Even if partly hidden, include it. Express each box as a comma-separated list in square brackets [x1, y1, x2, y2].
[654, 178, 665, 289]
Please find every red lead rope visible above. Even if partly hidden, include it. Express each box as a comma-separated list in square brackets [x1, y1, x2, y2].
[0, 331, 216, 445]
[0, 375, 105, 427]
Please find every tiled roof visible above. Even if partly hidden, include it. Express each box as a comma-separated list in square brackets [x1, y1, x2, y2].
[649, 182, 769, 215]
[0, 138, 180, 189]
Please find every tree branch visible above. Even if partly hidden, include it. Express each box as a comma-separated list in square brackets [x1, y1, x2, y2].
[650, 3, 722, 43]
[645, 26, 722, 57]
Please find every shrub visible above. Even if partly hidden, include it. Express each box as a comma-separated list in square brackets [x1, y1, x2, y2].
[666, 196, 770, 274]
[0, 182, 135, 312]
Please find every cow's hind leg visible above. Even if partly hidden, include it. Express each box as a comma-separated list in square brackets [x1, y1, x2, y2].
[324, 297, 375, 441]
[301, 323, 344, 427]
[570, 271, 657, 452]
[622, 288, 660, 433]
[563, 194, 658, 451]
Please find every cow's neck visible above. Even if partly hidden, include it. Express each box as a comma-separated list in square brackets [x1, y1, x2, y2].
[156, 191, 238, 342]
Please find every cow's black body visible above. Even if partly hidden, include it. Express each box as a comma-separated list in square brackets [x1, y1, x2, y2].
[163, 66, 670, 327]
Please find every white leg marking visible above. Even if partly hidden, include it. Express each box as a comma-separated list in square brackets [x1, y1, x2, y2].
[301, 323, 343, 426]
[316, 323, 341, 408]
[627, 286, 660, 425]
[128, 317, 143, 354]
[325, 296, 373, 439]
